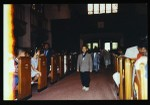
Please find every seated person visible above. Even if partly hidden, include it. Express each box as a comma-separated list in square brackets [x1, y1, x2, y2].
[25, 50, 30, 57]
[13, 48, 26, 90]
[8, 48, 26, 100]
[132, 43, 148, 99]
[30, 47, 42, 84]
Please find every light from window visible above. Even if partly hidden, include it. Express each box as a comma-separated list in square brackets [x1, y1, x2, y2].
[93, 42, 98, 49]
[94, 4, 99, 14]
[100, 4, 105, 14]
[87, 43, 91, 50]
[106, 4, 111, 13]
[105, 42, 110, 51]
[112, 4, 118, 13]
[88, 3, 118, 15]
[112, 42, 118, 50]
[88, 4, 93, 15]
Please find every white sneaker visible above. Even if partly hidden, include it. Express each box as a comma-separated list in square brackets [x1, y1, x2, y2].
[84, 87, 89, 91]
[82, 86, 86, 90]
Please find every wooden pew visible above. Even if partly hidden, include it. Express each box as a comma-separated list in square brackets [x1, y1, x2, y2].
[118, 57, 124, 100]
[71, 54, 77, 72]
[112, 54, 119, 96]
[50, 55, 58, 83]
[18, 57, 32, 100]
[130, 59, 136, 99]
[116, 56, 119, 72]
[66, 54, 70, 74]
[124, 58, 132, 100]
[113, 54, 119, 72]
[58, 54, 64, 79]
[37, 55, 47, 92]
[113, 54, 148, 100]
[134, 62, 147, 100]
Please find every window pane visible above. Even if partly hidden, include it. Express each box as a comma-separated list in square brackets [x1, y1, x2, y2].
[112, 42, 118, 50]
[32, 4, 36, 10]
[100, 4, 105, 14]
[105, 42, 110, 51]
[88, 4, 93, 14]
[112, 3, 118, 13]
[87, 43, 91, 50]
[106, 4, 111, 13]
[94, 4, 99, 14]
[93, 42, 98, 49]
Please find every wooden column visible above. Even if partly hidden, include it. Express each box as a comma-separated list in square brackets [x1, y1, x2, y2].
[58, 55, 64, 79]
[116, 57, 119, 72]
[119, 57, 124, 100]
[139, 63, 147, 100]
[37, 56, 47, 92]
[124, 58, 132, 100]
[18, 57, 32, 100]
[130, 59, 135, 99]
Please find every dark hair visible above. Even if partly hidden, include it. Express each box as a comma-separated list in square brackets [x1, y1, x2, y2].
[138, 42, 147, 49]
[44, 42, 50, 47]
[30, 47, 40, 57]
[93, 46, 98, 52]
[82, 45, 88, 49]
[15, 48, 26, 57]
[138, 36, 148, 49]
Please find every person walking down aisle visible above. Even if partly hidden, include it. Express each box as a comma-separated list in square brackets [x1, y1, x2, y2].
[91, 47, 100, 73]
[77, 45, 92, 91]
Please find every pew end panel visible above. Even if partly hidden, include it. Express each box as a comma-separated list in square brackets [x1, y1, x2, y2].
[18, 57, 32, 100]
[37, 56, 48, 92]
[50, 55, 58, 84]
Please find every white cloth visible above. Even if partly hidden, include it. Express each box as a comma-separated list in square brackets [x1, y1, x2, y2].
[31, 57, 39, 77]
[124, 46, 139, 59]
[134, 56, 147, 70]
[112, 72, 120, 88]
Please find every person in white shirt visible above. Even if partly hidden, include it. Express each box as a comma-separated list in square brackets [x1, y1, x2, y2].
[30, 47, 42, 84]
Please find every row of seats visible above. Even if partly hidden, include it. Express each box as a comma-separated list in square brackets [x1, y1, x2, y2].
[16, 53, 78, 100]
[112, 54, 147, 100]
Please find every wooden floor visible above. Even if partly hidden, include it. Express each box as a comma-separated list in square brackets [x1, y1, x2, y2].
[28, 68, 119, 100]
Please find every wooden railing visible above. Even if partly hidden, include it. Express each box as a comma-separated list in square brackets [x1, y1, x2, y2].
[112, 54, 147, 100]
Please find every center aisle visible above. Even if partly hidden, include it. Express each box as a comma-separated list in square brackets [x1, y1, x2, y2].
[29, 69, 118, 100]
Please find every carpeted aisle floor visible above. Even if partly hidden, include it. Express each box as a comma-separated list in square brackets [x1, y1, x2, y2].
[28, 68, 118, 100]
